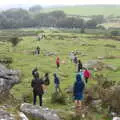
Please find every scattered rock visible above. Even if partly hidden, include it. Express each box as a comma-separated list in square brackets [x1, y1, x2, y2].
[105, 64, 118, 71]
[0, 109, 15, 120]
[44, 52, 57, 56]
[19, 112, 29, 120]
[84, 60, 118, 71]
[20, 103, 61, 120]
[104, 44, 116, 48]
[0, 64, 20, 93]
[113, 117, 120, 120]
[91, 100, 102, 113]
[83, 60, 105, 71]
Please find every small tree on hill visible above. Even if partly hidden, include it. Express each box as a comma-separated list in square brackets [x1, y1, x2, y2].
[9, 37, 21, 47]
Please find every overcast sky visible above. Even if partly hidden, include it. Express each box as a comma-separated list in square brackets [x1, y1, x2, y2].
[0, 0, 120, 9]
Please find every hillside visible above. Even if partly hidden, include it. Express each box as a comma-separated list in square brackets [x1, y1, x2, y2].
[41, 5, 120, 16]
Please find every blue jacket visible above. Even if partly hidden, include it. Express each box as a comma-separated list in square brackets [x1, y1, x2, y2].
[73, 74, 85, 96]
[54, 75, 60, 84]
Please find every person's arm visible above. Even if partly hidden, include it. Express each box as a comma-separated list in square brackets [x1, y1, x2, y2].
[31, 80, 34, 88]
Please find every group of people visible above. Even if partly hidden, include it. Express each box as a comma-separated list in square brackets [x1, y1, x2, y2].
[31, 54, 91, 112]
[31, 67, 61, 106]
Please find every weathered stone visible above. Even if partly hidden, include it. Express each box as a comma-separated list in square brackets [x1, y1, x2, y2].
[19, 112, 29, 120]
[113, 117, 120, 120]
[105, 64, 118, 71]
[0, 109, 15, 120]
[20, 103, 61, 120]
[0, 64, 20, 93]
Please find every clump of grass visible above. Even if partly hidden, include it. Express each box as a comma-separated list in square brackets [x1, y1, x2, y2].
[51, 92, 66, 105]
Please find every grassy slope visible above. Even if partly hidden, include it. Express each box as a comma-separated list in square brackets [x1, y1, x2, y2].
[1, 29, 120, 119]
[41, 5, 120, 16]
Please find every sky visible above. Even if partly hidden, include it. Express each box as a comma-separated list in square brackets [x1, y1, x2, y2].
[0, 0, 120, 9]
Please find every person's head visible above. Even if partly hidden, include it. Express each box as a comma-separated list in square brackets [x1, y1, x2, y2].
[45, 73, 49, 77]
[56, 56, 59, 60]
[78, 60, 81, 64]
[34, 72, 39, 79]
[76, 74, 82, 82]
[34, 67, 38, 72]
[53, 73, 57, 77]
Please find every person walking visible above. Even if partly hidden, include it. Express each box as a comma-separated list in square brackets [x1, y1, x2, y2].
[31, 72, 44, 106]
[56, 56, 60, 69]
[53, 73, 61, 93]
[43, 73, 50, 92]
[73, 74, 85, 113]
[73, 55, 78, 65]
[36, 46, 40, 54]
[83, 68, 90, 84]
[77, 60, 83, 72]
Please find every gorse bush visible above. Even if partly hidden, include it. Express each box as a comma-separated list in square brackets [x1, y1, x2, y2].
[51, 92, 66, 105]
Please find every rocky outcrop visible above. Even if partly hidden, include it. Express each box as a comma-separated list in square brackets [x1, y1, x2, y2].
[84, 60, 117, 71]
[20, 103, 61, 120]
[0, 64, 20, 93]
[19, 112, 29, 120]
[0, 109, 15, 120]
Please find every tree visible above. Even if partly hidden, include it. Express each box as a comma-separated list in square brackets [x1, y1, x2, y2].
[29, 5, 42, 13]
[9, 37, 22, 47]
[86, 19, 98, 29]
[111, 30, 119, 36]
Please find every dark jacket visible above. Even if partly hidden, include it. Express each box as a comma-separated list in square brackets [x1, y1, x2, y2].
[31, 78, 44, 95]
[54, 75, 60, 84]
[78, 63, 83, 72]
[73, 74, 85, 96]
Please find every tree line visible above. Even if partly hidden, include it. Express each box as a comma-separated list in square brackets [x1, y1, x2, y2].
[0, 6, 105, 29]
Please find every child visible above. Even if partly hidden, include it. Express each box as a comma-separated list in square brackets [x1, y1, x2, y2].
[56, 56, 60, 69]
[83, 68, 90, 83]
[73, 74, 85, 111]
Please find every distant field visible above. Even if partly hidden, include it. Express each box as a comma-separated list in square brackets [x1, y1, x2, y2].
[41, 5, 120, 16]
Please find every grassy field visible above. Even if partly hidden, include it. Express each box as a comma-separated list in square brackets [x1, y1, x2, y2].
[41, 5, 120, 16]
[1, 29, 120, 119]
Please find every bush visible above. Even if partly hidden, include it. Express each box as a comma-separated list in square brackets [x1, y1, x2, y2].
[9, 37, 22, 47]
[111, 30, 119, 36]
[51, 92, 66, 105]
[0, 56, 13, 65]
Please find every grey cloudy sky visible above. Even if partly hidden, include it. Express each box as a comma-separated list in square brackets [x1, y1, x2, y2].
[0, 0, 120, 9]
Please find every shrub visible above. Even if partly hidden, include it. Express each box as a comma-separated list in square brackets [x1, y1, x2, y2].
[9, 37, 22, 47]
[111, 30, 119, 36]
[51, 92, 66, 105]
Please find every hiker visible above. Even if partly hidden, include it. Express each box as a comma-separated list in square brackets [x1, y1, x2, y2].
[36, 46, 40, 54]
[32, 67, 39, 78]
[73, 55, 78, 65]
[43, 73, 50, 91]
[31, 72, 44, 106]
[77, 60, 83, 72]
[78, 69, 85, 84]
[53, 73, 61, 93]
[73, 74, 85, 111]
[56, 56, 60, 69]
[69, 51, 75, 62]
[83, 68, 90, 84]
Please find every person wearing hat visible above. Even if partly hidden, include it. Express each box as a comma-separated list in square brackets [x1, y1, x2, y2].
[31, 72, 44, 106]
[53, 73, 61, 92]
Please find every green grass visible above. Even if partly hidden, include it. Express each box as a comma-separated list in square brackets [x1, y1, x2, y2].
[0, 29, 120, 119]
[41, 5, 120, 16]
